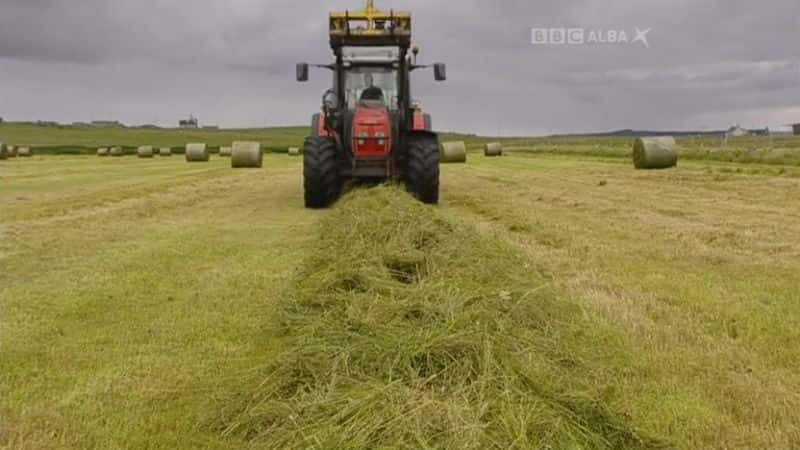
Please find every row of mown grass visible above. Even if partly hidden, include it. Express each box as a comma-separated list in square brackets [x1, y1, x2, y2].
[211, 187, 668, 449]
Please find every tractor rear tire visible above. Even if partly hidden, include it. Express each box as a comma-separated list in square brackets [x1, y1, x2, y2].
[304, 136, 341, 209]
[406, 134, 440, 204]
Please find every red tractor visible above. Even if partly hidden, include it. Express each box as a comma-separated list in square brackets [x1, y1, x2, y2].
[296, 0, 446, 208]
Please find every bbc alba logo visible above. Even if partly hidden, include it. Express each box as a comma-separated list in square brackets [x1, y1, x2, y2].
[531, 27, 651, 47]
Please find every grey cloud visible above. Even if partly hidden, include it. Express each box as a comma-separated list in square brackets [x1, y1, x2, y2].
[0, 0, 798, 134]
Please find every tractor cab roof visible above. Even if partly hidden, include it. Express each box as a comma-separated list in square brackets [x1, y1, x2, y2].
[341, 46, 400, 65]
[329, 0, 411, 51]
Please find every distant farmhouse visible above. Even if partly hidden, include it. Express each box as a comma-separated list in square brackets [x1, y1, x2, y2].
[179, 115, 199, 129]
[792, 123, 800, 136]
[726, 125, 749, 137]
[91, 120, 123, 127]
[726, 125, 770, 137]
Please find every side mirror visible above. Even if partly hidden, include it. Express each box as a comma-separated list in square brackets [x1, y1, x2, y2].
[434, 63, 447, 81]
[296, 63, 309, 82]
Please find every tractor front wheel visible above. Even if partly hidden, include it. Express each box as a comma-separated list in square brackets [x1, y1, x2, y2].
[303, 136, 341, 209]
[405, 134, 440, 204]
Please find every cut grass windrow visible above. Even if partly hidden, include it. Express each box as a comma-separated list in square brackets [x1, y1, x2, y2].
[213, 186, 669, 449]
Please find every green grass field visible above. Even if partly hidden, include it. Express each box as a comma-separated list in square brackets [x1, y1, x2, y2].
[2, 125, 800, 448]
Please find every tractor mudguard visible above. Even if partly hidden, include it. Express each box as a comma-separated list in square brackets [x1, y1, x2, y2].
[312, 112, 330, 137]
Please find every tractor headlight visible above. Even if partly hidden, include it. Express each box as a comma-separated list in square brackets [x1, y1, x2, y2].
[375, 132, 385, 146]
[358, 131, 368, 146]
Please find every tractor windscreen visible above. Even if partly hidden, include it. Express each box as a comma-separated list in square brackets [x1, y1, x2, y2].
[343, 67, 399, 110]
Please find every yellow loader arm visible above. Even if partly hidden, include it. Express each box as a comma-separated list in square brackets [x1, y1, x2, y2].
[329, 0, 411, 48]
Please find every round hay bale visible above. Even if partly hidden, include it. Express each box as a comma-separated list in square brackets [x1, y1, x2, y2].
[97, 147, 109, 156]
[185, 143, 209, 162]
[441, 141, 467, 163]
[17, 147, 32, 157]
[110, 146, 124, 157]
[137, 146, 154, 158]
[7, 146, 17, 158]
[159, 147, 172, 156]
[288, 146, 301, 156]
[632, 137, 678, 169]
[219, 146, 232, 157]
[231, 141, 262, 168]
[484, 142, 503, 157]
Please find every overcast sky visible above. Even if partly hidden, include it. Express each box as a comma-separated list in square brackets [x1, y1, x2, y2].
[1, 0, 798, 135]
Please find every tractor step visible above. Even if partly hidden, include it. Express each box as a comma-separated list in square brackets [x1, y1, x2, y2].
[345, 155, 393, 178]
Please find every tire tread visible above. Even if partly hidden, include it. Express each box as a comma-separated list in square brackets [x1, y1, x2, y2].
[304, 136, 341, 208]
[406, 135, 440, 204]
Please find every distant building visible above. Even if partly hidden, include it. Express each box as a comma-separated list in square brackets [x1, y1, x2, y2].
[793, 123, 800, 136]
[91, 120, 122, 127]
[748, 127, 769, 136]
[725, 125, 749, 137]
[179, 115, 199, 128]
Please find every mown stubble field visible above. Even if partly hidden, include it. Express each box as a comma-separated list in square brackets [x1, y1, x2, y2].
[1, 148, 799, 449]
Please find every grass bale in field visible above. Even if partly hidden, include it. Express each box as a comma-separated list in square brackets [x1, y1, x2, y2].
[7, 146, 16, 157]
[231, 141, 262, 168]
[288, 146, 301, 156]
[185, 143, 209, 162]
[633, 137, 678, 169]
[484, 142, 503, 157]
[97, 147, 109, 156]
[219, 146, 232, 157]
[440, 141, 467, 163]
[17, 147, 32, 157]
[159, 147, 172, 156]
[137, 145, 155, 158]
[110, 146, 124, 157]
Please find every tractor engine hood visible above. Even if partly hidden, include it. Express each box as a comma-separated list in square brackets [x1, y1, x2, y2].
[351, 101, 392, 157]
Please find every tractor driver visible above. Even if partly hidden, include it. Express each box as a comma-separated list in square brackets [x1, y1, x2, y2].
[360, 73, 385, 103]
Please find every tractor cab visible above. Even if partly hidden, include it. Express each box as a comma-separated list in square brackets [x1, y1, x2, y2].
[340, 47, 400, 110]
[296, 0, 446, 208]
